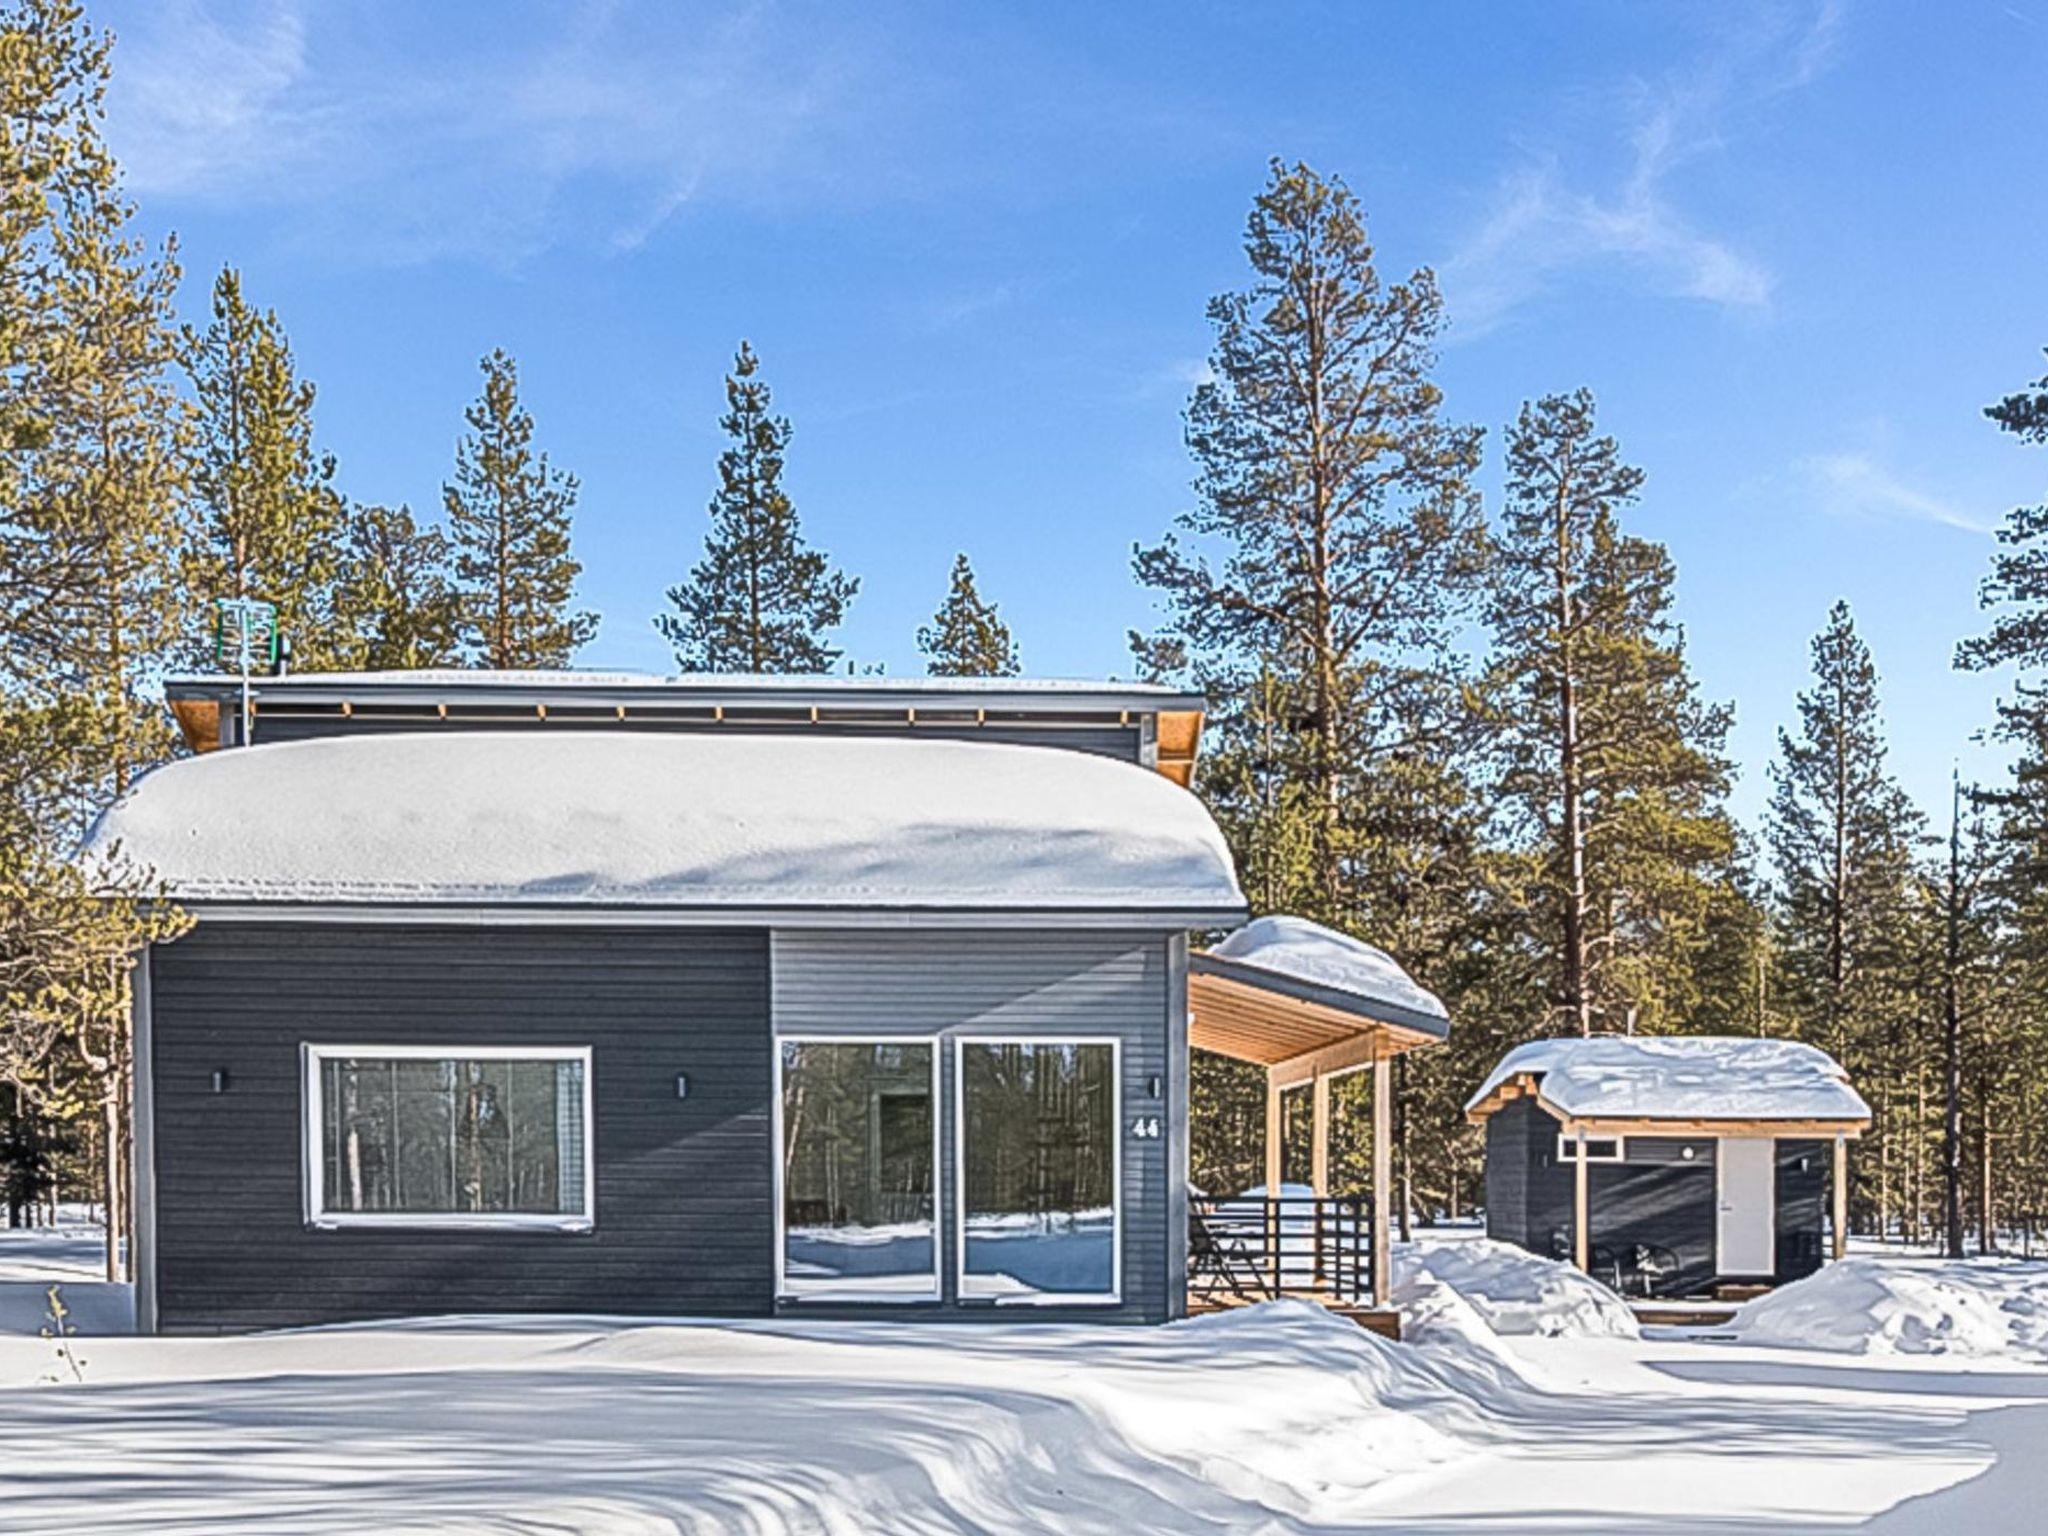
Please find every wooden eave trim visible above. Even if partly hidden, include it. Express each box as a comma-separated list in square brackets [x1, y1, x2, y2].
[1558, 1115, 1870, 1140]
[1190, 970, 1441, 1069]
[169, 697, 221, 754]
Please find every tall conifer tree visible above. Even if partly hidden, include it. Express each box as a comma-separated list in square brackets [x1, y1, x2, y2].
[919, 554, 1018, 676]
[329, 503, 460, 670]
[444, 349, 597, 668]
[184, 266, 346, 667]
[1484, 390, 1740, 1035]
[1765, 601, 1923, 1063]
[1132, 160, 1484, 925]
[0, 0, 195, 1279]
[659, 342, 857, 672]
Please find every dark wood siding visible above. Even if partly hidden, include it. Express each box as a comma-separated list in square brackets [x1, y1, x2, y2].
[148, 923, 771, 1333]
[248, 712, 1147, 764]
[772, 930, 1173, 1323]
[1775, 1138, 1828, 1283]
[1484, 1109, 1834, 1294]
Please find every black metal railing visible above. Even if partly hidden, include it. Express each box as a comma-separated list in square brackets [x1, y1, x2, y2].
[1189, 1193, 1374, 1307]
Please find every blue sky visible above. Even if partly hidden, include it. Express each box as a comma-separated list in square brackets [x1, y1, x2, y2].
[96, 0, 2047, 829]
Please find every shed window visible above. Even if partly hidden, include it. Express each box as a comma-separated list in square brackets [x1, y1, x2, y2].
[777, 1040, 939, 1300]
[1557, 1134, 1625, 1164]
[957, 1039, 1121, 1304]
[305, 1046, 592, 1230]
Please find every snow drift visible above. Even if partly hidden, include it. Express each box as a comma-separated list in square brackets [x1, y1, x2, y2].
[1732, 1255, 2048, 1362]
[1395, 1234, 1639, 1341]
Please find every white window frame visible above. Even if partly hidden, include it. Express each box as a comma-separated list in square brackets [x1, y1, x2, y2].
[772, 1035, 943, 1304]
[302, 1043, 596, 1232]
[1558, 1133, 1626, 1164]
[955, 1035, 1123, 1307]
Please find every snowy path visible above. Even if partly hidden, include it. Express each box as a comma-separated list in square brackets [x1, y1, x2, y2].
[0, 1312, 2040, 1532]
[1353, 1334, 2048, 1532]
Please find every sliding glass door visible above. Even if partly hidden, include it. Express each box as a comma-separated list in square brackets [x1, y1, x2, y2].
[777, 1040, 939, 1300]
[957, 1039, 1120, 1304]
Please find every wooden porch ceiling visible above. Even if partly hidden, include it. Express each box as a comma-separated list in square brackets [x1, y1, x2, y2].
[1189, 970, 1442, 1074]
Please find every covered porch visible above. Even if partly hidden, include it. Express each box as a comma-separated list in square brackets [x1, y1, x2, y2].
[1183, 918, 1450, 1326]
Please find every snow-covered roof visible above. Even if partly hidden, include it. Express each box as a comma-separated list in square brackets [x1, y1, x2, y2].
[1196, 916, 1449, 1037]
[1466, 1036, 1871, 1124]
[82, 732, 1247, 918]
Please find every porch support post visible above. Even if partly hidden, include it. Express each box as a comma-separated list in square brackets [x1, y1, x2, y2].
[1264, 1069, 1283, 1196]
[1310, 1070, 1331, 1197]
[1372, 1050, 1392, 1305]
[1573, 1129, 1591, 1272]
[1832, 1134, 1849, 1262]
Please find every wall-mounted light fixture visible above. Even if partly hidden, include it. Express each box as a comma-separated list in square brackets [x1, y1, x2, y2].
[210, 1068, 231, 1094]
[674, 1073, 689, 1100]
[1147, 1075, 1163, 1100]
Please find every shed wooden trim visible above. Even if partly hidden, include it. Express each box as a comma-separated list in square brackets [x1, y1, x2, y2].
[1557, 1115, 1869, 1140]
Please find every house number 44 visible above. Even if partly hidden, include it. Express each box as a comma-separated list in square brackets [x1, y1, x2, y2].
[1129, 1116, 1162, 1140]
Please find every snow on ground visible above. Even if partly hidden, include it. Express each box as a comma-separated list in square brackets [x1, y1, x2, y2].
[1395, 1231, 1641, 1341]
[0, 1222, 132, 1337]
[0, 1225, 2044, 1532]
[1732, 1254, 2048, 1363]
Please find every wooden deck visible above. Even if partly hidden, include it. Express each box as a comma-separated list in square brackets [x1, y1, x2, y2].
[1630, 1301, 1739, 1328]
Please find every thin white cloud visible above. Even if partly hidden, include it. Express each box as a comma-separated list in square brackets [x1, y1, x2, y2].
[100, 1, 906, 265]
[1441, 2, 1842, 336]
[1801, 451, 1994, 535]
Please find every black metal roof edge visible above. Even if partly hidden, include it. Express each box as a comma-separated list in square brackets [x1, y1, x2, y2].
[1190, 949, 1451, 1039]
[163, 674, 1209, 715]
[174, 898, 1253, 928]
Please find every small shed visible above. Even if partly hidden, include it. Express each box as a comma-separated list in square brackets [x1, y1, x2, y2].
[1466, 1036, 1871, 1297]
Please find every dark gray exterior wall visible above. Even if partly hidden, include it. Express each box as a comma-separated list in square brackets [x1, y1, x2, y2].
[146, 922, 772, 1333]
[1483, 1097, 1829, 1295]
[772, 929, 1175, 1324]
[243, 710, 1147, 764]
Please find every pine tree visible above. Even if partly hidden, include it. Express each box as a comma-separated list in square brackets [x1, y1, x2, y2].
[1132, 160, 1484, 925]
[919, 553, 1018, 676]
[329, 503, 460, 670]
[1765, 602, 1923, 1064]
[1484, 389, 1740, 1036]
[184, 266, 347, 668]
[1955, 349, 2048, 1249]
[659, 342, 857, 672]
[444, 349, 597, 668]
[0, 0, 194, 1280]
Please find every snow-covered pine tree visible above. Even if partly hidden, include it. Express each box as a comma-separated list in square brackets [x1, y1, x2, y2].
[658, 342, 857, 672]
[1484, 389, 1742, 1037]
[444, 349, 598, 669]
[919, 554, 1018, 676]
[330, 503, 461, 670]
[184, 266, 347, 668]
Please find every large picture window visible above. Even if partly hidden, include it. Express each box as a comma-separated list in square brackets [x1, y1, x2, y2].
[777, 1040, 939, 1299]
[304, 1046, 592, 1230]
[957, 1039, 1120, 1303]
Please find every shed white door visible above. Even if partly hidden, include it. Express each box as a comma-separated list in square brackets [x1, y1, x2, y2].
[1716, 1136, 1777, 1275]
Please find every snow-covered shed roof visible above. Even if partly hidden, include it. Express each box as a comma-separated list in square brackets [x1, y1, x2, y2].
[1465, 1036, 1872, 1128]
[1189, 917, 1449, 1070]
[82, 732, 1247, 921]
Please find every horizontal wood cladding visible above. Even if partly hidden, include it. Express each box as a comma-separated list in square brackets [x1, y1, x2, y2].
[1484, 1096, 1833, 1294]
[773, 930, 1173, 1324]
[148, 923, 771, 1333]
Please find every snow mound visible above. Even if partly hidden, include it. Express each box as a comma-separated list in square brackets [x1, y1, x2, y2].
[1468, 1034, 1870, 1123]
[1732, 1256, 2048, 1362]
[1395, 1234, 1640, 1340]
[1206, 915, 1447, 1022]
